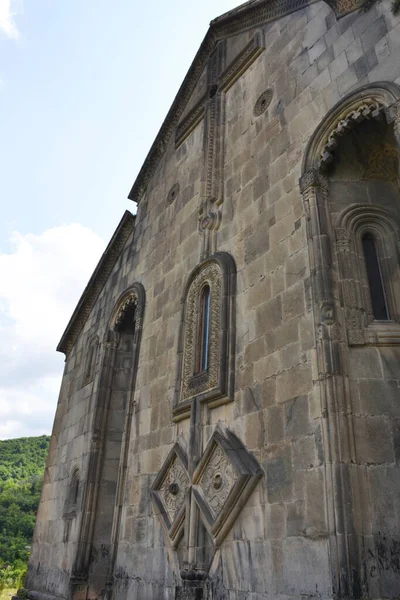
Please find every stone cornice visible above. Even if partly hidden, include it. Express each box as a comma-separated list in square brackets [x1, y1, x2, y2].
[128, 0, 314, 204]
[57, 211, 135, 356]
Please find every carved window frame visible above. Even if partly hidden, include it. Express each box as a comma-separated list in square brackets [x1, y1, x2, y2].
[335, 204, 400, 346]
[173, 252, 236, 422]
[82, 335, 99, 386]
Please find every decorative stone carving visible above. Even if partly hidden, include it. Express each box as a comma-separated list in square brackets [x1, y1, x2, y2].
[152, 424, 263, 562]
[385, 100, 400, 127]
[198, 208, 221, 233]
[151, 442, 190, 549]
[181, 263, 221, 402]
[167, 183, 180, 205]
[254, 89, 273, 117]
[323, 0, 363, 16]
[318, 100, 384, 170]
[159, 458, 190, 523]
[197, 444, 237, 519]
[173, 254, 236, 421]
[192, 424, 263, 547]
[114, 293, 138, 330]
[335, 204, 400, 346]
[335, 228, 351, 251]
[299, 167, 328, 194]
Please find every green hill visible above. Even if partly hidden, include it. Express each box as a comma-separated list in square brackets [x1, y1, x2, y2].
[0, 435, 50, 592]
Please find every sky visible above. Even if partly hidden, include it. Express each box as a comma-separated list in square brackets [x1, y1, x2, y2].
[0, 0, 241, 439]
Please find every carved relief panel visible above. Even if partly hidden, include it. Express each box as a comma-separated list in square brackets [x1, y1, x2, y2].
[151, 424, 263, 553]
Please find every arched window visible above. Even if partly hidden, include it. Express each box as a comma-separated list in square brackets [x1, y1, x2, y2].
[174, 252, 236, 420]
[196, 285, 211, 373]
[362, 233, 390, 321]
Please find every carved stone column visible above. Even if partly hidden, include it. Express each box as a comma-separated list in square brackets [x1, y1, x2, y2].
[299, 168, 360, 599]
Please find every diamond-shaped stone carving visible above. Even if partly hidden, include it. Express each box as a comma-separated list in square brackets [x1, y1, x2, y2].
[192, 423, 263, 547]
[197, 444, 237, 520]
[151, 442, 190, 548]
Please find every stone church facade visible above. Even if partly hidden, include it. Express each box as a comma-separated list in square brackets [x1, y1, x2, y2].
[23, 0, 400, 598]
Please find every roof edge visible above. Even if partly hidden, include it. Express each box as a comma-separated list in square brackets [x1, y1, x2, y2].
[128, 0, 314, 204]
[57, 210, 135, 356]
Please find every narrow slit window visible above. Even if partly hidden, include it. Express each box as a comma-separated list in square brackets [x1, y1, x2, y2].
[362, 233, 389, 320]
[72, 475, 79, 506]
[197, 285, 211, 372]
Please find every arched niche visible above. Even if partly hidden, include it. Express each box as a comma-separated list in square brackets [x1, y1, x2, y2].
[299, 82, 400, 600]
[72, 284, 145, 596]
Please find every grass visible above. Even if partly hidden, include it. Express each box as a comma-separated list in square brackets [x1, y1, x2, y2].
[0, 589, 17, 600]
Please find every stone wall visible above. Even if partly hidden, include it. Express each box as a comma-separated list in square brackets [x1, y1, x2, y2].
[25, 1, 400, 599]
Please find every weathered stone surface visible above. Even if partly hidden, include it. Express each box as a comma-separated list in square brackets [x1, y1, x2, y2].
[25, 1, 400, 599]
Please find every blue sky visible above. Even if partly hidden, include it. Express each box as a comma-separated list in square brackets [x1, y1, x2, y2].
[0, 0, 240, 439]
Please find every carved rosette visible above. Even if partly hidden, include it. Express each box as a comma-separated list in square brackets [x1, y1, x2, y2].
[151, 443, 190, 548]
[197, 444, 237, 519]
[159, 457, 190, 523]
[192, 424, 263, 547]
[181, 263, 222, 401]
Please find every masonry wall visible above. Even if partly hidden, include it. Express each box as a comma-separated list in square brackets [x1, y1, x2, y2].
[26, 1, 400, 599]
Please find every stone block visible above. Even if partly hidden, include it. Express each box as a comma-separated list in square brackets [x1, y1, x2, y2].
[265, 502, 286, 539]
[265, 445, 293, 503]
[361, 15, 388, 51]
[332, 27, 355, 57]
[317, 45, 335, 72]
[284, 395, 310, 438]
[281, 537, 331, 596]
[308, 37, 327, 63]
[353, 416, 394, 465]
[265, 319, 299, 354]
[329, 51, 349, 79]
[245, 228, 269, 264]
[368, 42, 400, 81]
[255, 296, 283, 334]
[336, 64, 358, 95]
[265, 403, 284, 444]
[387, 22, 400, 52]
[349, 347, 383, 379]
[375, 35, 391, 61]
[282, 282, 305, 321]
[286, 499, 305, 536]
[293, 436, 317, 470]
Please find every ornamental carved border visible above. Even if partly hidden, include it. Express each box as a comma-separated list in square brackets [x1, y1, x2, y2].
[181, 262, 221, 402]
[173, 252, 236, 421]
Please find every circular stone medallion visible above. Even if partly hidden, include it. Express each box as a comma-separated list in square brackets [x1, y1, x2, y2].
[166, 182, 180, 205]
[254, 89, 273, 117]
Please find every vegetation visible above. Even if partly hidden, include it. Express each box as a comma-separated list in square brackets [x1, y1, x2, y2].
[0, 436, 50, 593]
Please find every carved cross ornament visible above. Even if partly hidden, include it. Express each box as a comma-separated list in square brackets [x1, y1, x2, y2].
[151, 424, 262, 553]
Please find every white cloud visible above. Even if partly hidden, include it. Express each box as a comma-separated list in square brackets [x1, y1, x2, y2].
[0, 0, 20, 39]
[0, 224, 105, 439]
